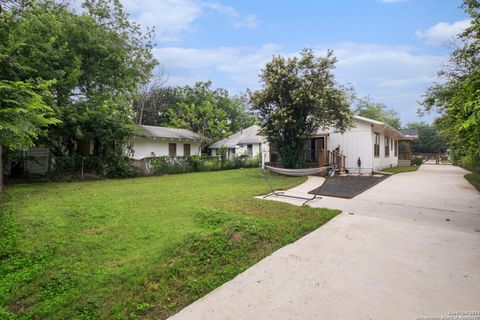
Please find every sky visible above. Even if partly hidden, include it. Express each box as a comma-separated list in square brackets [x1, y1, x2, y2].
[120, 0, 469, 125]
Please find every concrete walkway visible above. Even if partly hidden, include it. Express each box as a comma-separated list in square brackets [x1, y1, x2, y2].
[170, 165, 480, 320]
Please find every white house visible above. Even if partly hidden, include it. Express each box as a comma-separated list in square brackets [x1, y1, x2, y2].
[210, 125, 269, 162]
[313, 116, 411, 173]
[130, 125, 208, 159]
[265, 116, 412, 174]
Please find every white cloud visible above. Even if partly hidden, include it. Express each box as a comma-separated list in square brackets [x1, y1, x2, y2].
[155, 42, 446, 123]
[154, 43, 282, 86]
[69, 0, 258, 42]
[121, 0, 202, 42]
[315, 43, 445, 122]
[120, 0, 258, 43]
[416, 19, 471, 45]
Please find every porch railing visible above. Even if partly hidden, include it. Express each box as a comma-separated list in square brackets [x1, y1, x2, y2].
[318, 149, 346, 172]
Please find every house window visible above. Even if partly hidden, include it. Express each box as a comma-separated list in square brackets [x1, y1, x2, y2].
[385, 136, 390, 157]
[247, 144, 253, 156]
[391, 138, 393, 150]
[394, 140, 398, 157]
[183, 143, 191, 156]
[374, 132, 380, 157]
[169, 143, 177, 156]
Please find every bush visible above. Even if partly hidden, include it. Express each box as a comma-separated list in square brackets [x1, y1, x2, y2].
[412, 156, 423, 166]
[148, 155, 259, 175]
[461, 154, 480, 173]
[53, 154, 134, 178]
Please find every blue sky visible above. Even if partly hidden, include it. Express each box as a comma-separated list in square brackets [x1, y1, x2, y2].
[121, 0, 469, 125]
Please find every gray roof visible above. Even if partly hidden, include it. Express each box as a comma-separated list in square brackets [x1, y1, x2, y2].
[137, 125, 209, 141]
[210, 125, 264, 148]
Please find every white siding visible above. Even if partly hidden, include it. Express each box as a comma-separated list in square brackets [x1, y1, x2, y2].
[323, 119, 401, 173]
[130, 137, 202, 159]
[326, 120, 373, 174]
[211, 141, 270, 161]
[373, 131, 399, 171]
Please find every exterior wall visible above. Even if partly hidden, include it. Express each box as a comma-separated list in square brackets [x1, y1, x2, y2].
[325, 120, 400, 173]
[372, 130, 399, 171]
[211, 142, 270, 162]
[130, 137, 202, 159]
[326, 121, 374, 174]
[237, 143, 261, 158]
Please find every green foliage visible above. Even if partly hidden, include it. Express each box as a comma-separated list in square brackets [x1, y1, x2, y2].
[354, 96, 401, 129]
[0, 0, 157, 156]
[53, 153, 134, 178]
[464, 172, 480, 192]
[382, 165, 420, 174]
[250, 49, 353, 168]
[148, 155, 260, 174]
[412, 156, 424, 166]
[406, 122, 448, 153]
[0, 80, 60, 150]
[136, 81, 257, 142]
[422, 0, 480, 172]
[0, 168, 339, 319]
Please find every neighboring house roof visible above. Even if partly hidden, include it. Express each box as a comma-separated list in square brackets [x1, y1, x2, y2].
[210, 125, 264, 148]
[137, 125, 209, 141]
[400, 128, 419, 139]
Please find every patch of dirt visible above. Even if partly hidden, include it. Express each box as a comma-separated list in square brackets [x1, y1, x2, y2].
[229, 231, 244, 242]
[105, 258, 130, 269]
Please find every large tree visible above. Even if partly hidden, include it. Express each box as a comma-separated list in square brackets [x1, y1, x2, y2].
[354, 96, 401, 129]
[406, 122, 448, 153]
[0, 80, 60, 190]
[422, 0, 480, 171]
[136, 81, 257, 141]
[0, 0, 157, 156]
[250, 49, 353, 168]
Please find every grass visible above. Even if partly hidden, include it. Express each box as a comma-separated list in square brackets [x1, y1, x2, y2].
[0, 168, 339, 320]
[465, 173, 480, 192]
[382, 165, 421, 174]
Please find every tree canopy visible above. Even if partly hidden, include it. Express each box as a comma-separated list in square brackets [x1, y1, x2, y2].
[406, 122, 447, 154]
[354, 96, 401, 129]
[134, 81, 257, 141]
[422, 0, 480, 171]
[250, 49, 353, 168]
[0, 0, 157, 156]
[0, 80, 60, 150]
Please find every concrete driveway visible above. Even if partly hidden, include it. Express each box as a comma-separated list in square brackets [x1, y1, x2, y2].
[170, 165, 480, 320]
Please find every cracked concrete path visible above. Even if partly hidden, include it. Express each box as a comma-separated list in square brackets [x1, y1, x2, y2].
[169, 165, 480, 320]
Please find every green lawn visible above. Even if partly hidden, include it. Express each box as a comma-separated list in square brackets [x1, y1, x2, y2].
[0, 169, 338, 320]
[382, 165, 420, 174]
[465, 173, 480, 192]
